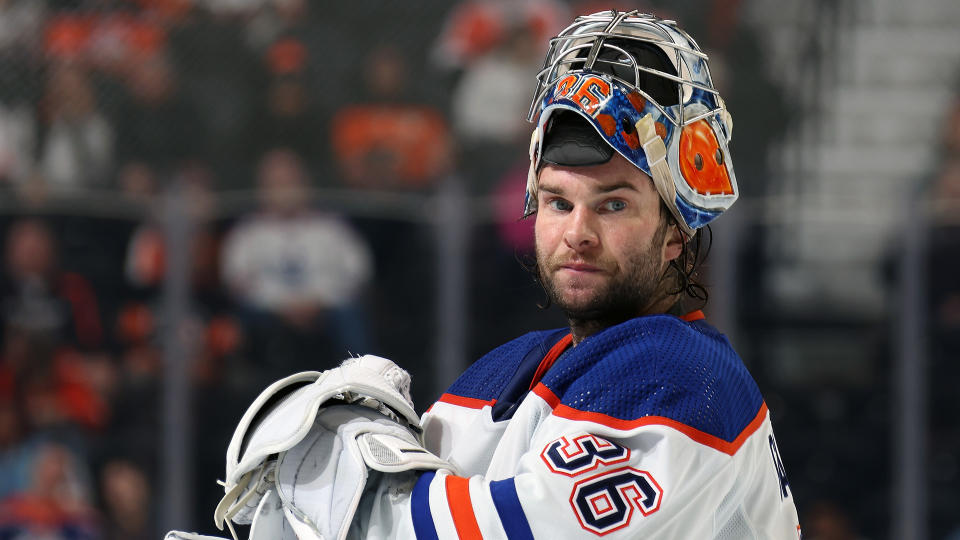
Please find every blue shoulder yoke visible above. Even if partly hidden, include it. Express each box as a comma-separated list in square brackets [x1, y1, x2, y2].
[541, 315, 763, 443]
[443, 315, 763, 444]
[444, 327, 567, 406]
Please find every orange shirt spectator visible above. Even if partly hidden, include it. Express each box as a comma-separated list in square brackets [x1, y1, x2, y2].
[329, 45, 452, 190]
[331, 104, 451, 190]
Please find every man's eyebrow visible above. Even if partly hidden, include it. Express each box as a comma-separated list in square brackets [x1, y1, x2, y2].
[598, 182, 639, 193]
[538, 184, 564, 196]
[538, 181, 639, 196]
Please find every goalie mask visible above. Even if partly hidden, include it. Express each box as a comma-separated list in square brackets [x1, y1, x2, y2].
[524, 10, 737, 236]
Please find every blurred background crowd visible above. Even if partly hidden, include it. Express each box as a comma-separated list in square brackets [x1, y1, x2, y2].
[0, 0, 957, 539]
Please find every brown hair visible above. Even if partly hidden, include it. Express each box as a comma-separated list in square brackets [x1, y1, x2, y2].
[659, 200, 711, 307]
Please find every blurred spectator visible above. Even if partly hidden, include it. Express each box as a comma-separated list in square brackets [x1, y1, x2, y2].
[16, 345, 109, 440]
[0, 0, 41, 191]
[434, 0, 565, 196]
[0, 0, 46, 191]
[222, 147, 372, 375]
[243, 0, 353, 111]
[0, 396, 34, 500]
[0, 218, 117, 481]
[0, 442, 99, 539]
[0, 331, 110, 466]
[449, 22, 541, 149]
[329, 45, 452, 191]
[245, 0, 310, 53]
[447, 21, 543, 195]
[0, 89, 36, 190]
[431, 0, 564, 71]
[84, 12, 168, 78]
[38, 60, 115, 192]
[98, 458, 152, 540]
[243, 37, 328, 180]
[114, 49, 204, 178]
[123, 161, 219, 291]
[1, 218, 103, 351]
[168, 5, 259, 182]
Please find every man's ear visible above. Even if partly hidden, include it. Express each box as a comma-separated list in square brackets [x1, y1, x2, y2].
[663, 223, 684, 263]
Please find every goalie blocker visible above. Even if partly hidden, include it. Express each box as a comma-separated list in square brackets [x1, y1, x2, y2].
[166, 355, 455, 540]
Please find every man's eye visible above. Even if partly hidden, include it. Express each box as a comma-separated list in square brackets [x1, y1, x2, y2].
[548, 199, 572, 211]
[603, 200, 627, 212]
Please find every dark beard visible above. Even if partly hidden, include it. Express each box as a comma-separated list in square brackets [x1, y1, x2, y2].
[537, 224, 668, 336]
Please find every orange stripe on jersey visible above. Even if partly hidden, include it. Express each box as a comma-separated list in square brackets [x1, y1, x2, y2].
[435, 394, 497, 409]
[680, 310, 705, 322]
[531, 383, 767, 456]
[528, 333, 573, 391]
[445, 475, 482, 540]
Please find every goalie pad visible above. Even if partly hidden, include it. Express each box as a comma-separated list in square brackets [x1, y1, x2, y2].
[222, 405, 453, 540]
[276, 406, 427, 539]
[226, 355, 419, 486]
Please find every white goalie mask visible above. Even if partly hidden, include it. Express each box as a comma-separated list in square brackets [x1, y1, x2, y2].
[524, 10, 737, 236]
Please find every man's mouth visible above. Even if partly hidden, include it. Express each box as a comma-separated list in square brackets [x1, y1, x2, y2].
[559, 262, 603, 273]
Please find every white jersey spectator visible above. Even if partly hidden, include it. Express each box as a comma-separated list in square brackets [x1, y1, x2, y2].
[222, 212, 371, 312]
[38, 62, 114, 191]
[221, 147, 372, 316]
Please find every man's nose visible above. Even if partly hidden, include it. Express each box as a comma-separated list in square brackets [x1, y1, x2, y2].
[563, 207, 599, 251]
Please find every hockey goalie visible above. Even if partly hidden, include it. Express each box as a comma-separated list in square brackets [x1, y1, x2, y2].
[167, 10, 800, 540]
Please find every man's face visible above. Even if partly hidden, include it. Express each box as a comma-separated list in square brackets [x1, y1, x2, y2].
[534, 154, 681, 322]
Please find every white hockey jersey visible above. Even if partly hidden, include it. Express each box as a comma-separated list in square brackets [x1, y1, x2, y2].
[355, 312, 800, 539]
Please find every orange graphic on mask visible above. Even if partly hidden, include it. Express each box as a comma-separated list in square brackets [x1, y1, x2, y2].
[553, 74, 611, 116]
[679, 119, 733, 196]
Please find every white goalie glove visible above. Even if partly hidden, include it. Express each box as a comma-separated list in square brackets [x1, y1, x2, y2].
[166, 355, 455, 540]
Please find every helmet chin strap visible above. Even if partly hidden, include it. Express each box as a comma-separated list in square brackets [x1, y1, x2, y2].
[635, 114, 694, 238]
[523, 127, 540, 218]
